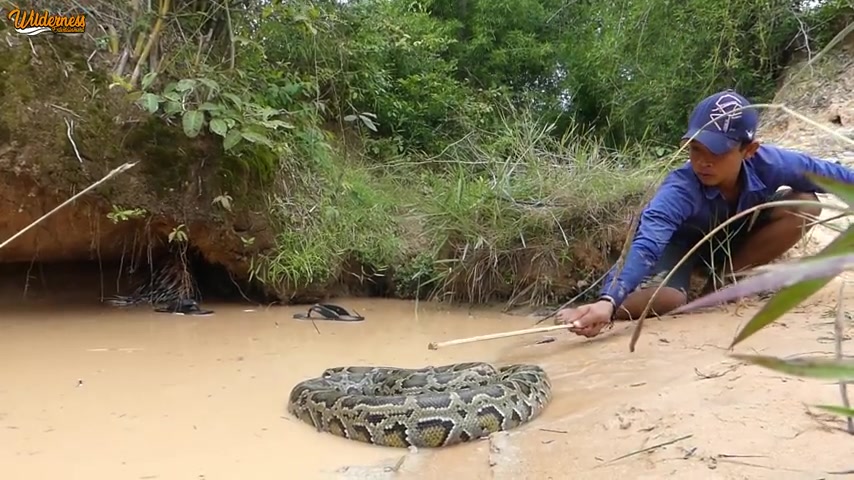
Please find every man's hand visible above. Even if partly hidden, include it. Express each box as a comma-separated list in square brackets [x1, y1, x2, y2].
[554, 300, 615, 338]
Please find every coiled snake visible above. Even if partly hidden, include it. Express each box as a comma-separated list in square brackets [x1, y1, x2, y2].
[287, 362, 552, 448]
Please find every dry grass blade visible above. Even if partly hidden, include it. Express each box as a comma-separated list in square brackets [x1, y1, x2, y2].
[672, 252, 854, 314]
[598, 434, 693, 465]
[774, 22, 854, 99]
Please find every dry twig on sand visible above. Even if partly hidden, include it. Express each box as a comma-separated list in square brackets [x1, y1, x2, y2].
[598, 434, 694, 466]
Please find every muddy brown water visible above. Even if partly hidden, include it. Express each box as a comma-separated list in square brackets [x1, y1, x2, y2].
[0, 292, 697, 480]
[0, 272, 538, 472]
[5, 264, 848, 479]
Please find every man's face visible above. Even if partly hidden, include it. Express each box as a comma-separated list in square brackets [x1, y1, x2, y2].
[686, 140, 759, 187]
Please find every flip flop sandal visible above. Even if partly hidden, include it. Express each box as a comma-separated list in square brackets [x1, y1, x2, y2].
[155, 298, 215, 316]
[292, 303, 365, 322]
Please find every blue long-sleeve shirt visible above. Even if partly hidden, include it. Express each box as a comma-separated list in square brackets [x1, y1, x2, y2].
[600, 144, 854, 307]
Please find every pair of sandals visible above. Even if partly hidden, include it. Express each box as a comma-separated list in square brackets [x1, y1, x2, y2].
[154, 298, 215, 316]
[292, 303, 365, 322]
[152, 299, 363, 321]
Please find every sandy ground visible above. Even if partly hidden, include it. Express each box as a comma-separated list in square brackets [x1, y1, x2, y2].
[397, 286, 854, 480]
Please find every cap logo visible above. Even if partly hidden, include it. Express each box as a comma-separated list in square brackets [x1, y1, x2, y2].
[709, 93, 744, 133]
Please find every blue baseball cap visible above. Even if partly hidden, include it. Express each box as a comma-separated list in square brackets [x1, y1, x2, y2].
[682, 89, 758, 155]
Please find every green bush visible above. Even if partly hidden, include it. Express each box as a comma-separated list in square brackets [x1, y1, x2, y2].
[83, 0, 852, 303]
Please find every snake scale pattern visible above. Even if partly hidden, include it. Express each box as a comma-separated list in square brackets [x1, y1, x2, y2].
[287, 362, 552, 448]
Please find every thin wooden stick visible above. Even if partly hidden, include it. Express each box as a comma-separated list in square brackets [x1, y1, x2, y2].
[428, 324, 572, 350]
[0, 162, 138, 252]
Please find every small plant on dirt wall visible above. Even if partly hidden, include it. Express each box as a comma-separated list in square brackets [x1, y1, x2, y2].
[165, 223, 196, 300]
[212, 194, 233, 212]
[168, 224, 188, 244]
[393, 251, 443, 300]
[107, 205, 148, 223]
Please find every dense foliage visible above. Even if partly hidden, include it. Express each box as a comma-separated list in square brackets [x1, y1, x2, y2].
[240, 0, 851, 150]
[32, 0, 854, 303]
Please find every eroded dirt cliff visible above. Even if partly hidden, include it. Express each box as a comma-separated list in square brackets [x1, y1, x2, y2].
[761, 32, 854, 160]
[0, 32, 276, 301]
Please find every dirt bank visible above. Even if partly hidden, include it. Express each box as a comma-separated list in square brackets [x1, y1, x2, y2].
[761, 31, 854, 163]
[0, 28, 647, 308]
[761, 31, 854, 261]
[1, 21, 852, 310]
[0, 32, 277, 302]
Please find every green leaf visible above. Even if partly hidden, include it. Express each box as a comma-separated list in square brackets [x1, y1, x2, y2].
[198, 102, 221, 111]
[281, 83, 302, 96]
[209, 118, 228, 137]
[260, 119, 294, 130]
[358, 114, 378, 132]
[176, 78, 197, 92]
[222, 92, 244, 107]
[196, 78, 219, 92]
[241, 130, 273, 147]
[223, 129, 242, 150]
[814, 404, 854, 417]
[141, 71, 158, 90]
[806, 172, 854, 208]
[164, 101, 183, 115]
[729, 223, 854, 348]
[736, 277, 832, 344]
[732, 354, 854, 381]
[162, 82, 178, 95]
[137, 93, 161, 114]
[254, 106, 281, 120]
[182, 110, 205, 138]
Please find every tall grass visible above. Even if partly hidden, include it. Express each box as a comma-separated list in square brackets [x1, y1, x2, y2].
[250, 108, 661, 306]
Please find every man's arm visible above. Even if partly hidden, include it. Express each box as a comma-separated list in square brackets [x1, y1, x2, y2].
[599, 175, 695, 308]
[766, 146, 854, 192]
